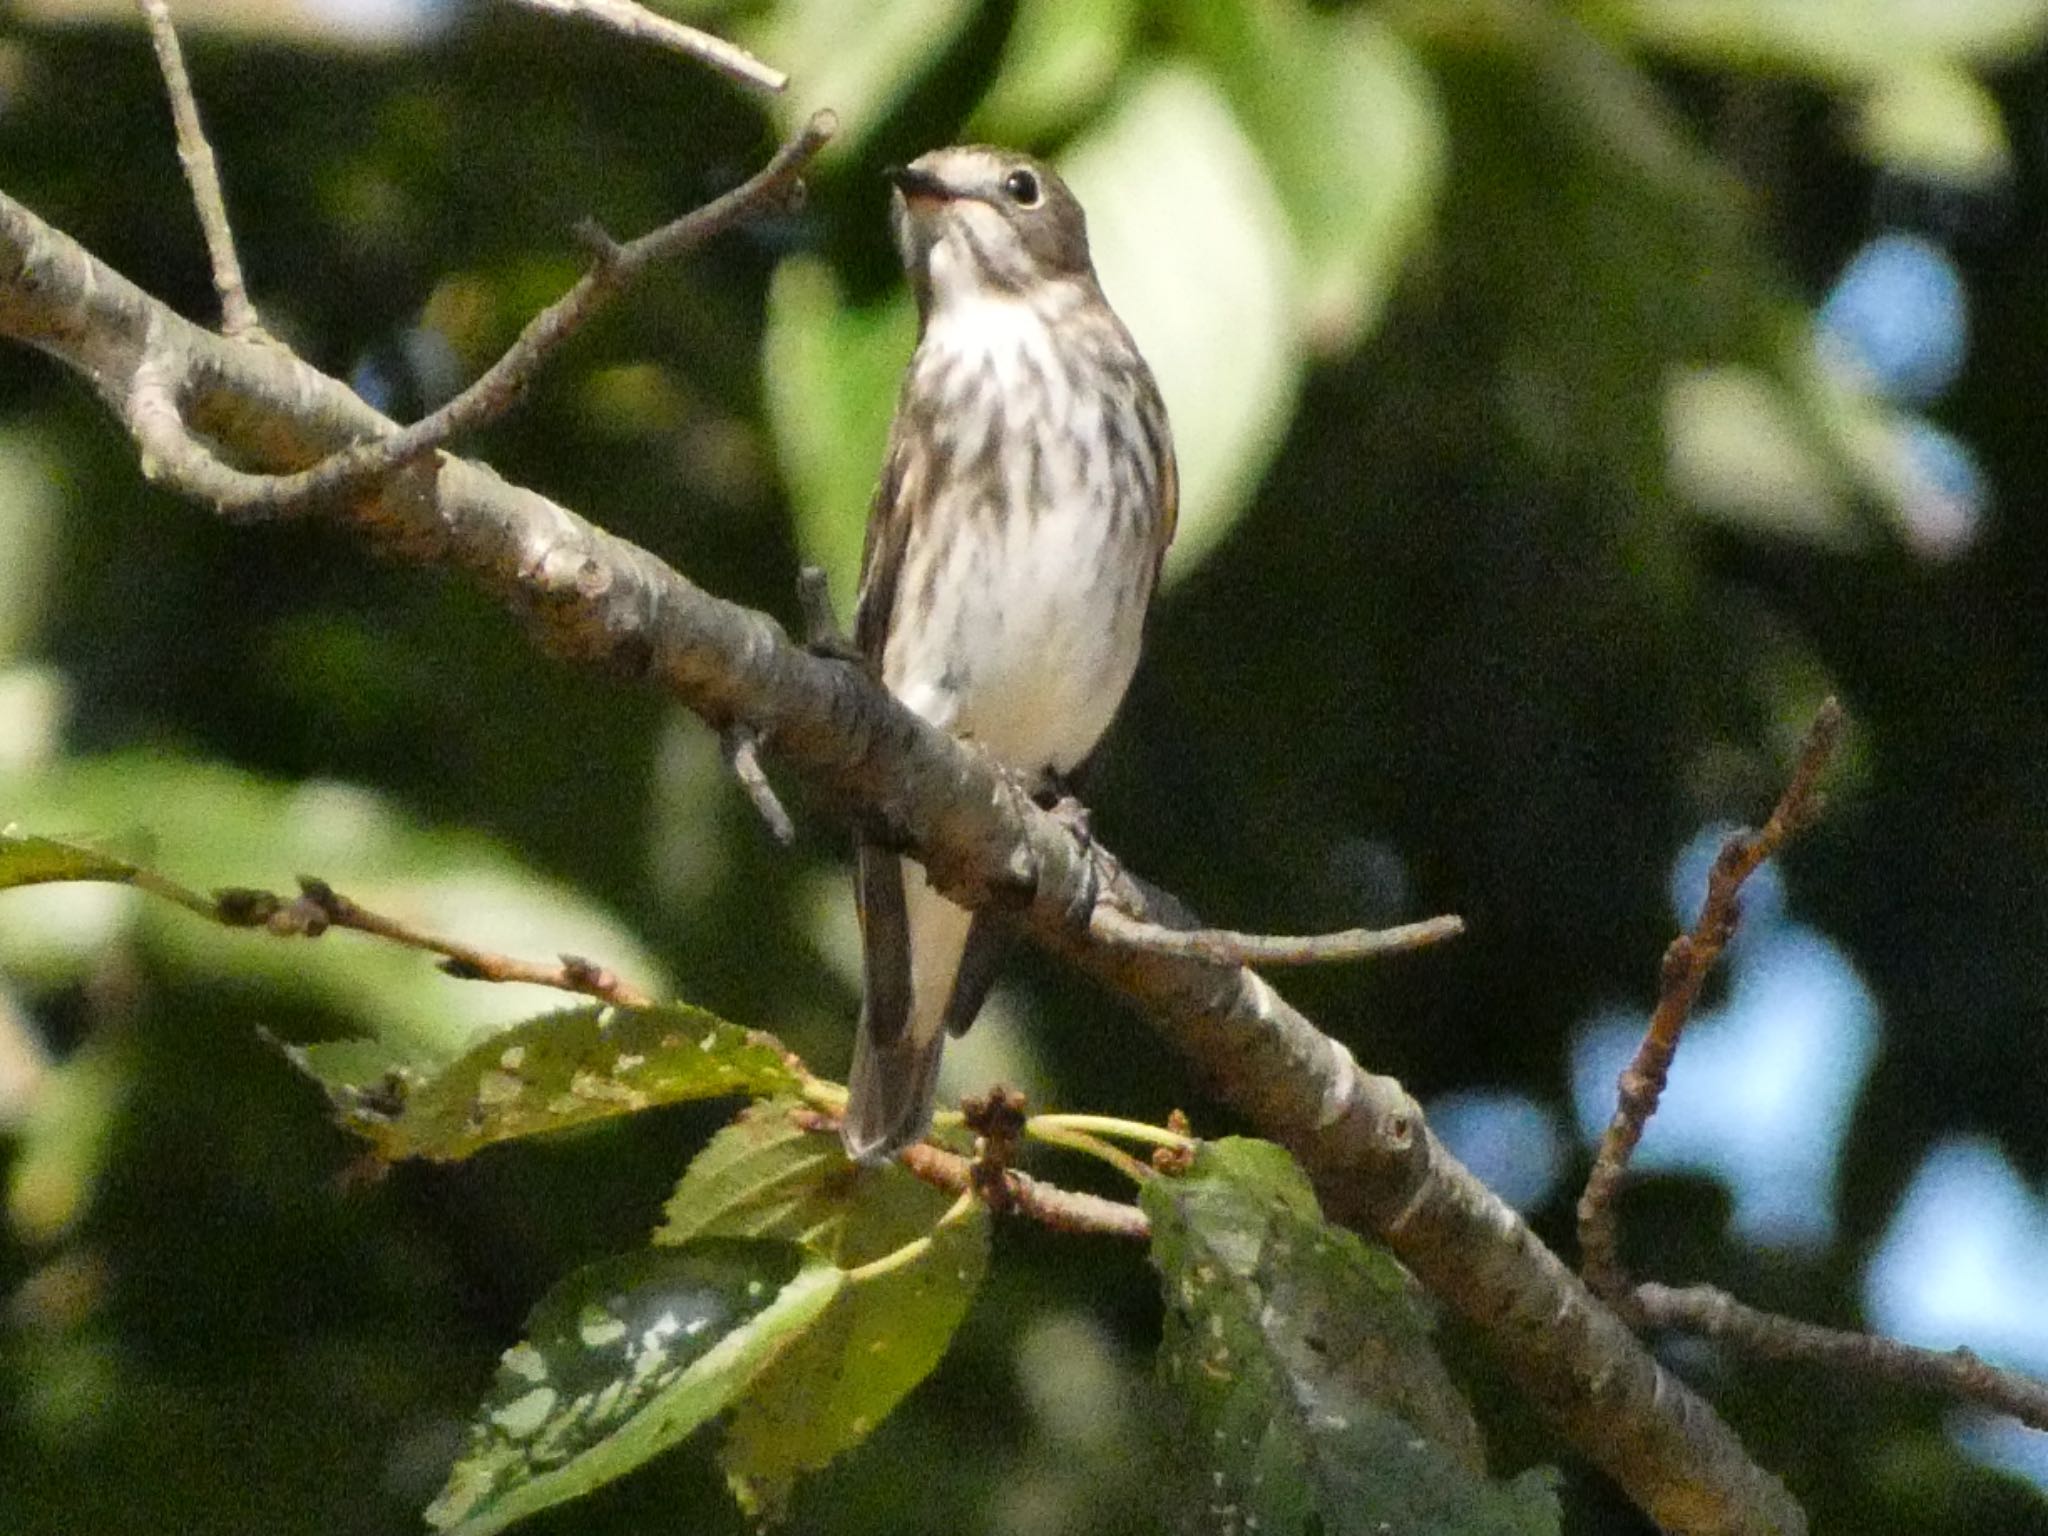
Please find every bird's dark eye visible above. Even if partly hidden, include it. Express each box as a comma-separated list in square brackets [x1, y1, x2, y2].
[1002, 168, 1042, 207]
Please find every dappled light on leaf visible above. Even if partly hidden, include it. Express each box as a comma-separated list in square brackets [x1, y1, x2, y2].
[426, 1239, 842, 1536]
[1143, 1139, 1560, 1536]
[300, 1003, 802, 1161]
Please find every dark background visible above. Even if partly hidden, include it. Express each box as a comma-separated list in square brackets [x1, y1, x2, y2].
[2, 0, 2046, 1531]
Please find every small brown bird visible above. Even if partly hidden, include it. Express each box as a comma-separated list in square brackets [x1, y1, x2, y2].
[842, 145, 1178, 1163]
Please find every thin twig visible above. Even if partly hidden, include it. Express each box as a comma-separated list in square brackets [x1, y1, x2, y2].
[175, 111, 834, 521]
[720, 725, 796, 844]
[213, 876, 655, 1006]
[898, 1139, 1152, 1241]
[1577, 698, 1846, 1306]
[1091, 904, 1463, 968]
[1635, 1282, 2048, 1433]
[136, 0, 262, 338]
[504, 0, 787, 93]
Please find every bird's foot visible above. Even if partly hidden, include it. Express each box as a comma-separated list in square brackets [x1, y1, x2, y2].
[797, 564, 865, 664]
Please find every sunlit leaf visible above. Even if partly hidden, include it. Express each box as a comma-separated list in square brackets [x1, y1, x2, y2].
[426, 1239, 842, 1536]
[1855, 65, 2011, 186]
[654, 1103, 991, 1515]
[0, 827, 207, 908]
[300, 1003, 802, 1162]
[1177, 1, 1446, 353]
[1143, 1139, 1560, 1536]
[0, 756, 667, 1065]
[1591, 0, 2048, 80]
[658, 1097, 856, 1249]
[762, 257, 915, 620]
[971, 0, 1139, 144]
[1063, 66, 1301, 585]
[721, 1184, 988, 1517]
[746, 0, 976, 154]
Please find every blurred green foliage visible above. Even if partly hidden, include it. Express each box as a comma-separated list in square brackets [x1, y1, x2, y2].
[5, 0, 2048, 1531]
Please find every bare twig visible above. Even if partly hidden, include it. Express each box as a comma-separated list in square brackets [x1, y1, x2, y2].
[136, 0, 261, 338]
[1092, 904, 1463, 968]
[1636, 1282, 2048, 1433]
[164, 110, 834, 521]
[899, 1140, 1152, 1242]
[213, 876, 655, 1007]
[504, 0, 787, 93]
[1578, 698, 1844, 1306]
[720, 726, 796, 844]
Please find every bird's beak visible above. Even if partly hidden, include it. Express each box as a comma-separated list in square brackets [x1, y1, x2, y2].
[885, 164, 955, 203]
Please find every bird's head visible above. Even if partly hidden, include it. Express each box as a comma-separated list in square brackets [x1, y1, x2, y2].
[886, 146, 1093, 315]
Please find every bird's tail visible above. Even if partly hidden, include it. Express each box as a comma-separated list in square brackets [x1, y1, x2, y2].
[842, 1011, 947, 1165]
[842, 847, 975, 1164]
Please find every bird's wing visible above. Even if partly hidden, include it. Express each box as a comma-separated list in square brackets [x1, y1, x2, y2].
[853, 416, 927, 665]
[849, 417, 928, 1052]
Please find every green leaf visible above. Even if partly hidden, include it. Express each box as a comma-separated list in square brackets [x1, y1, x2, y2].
[971, 0, 1140, 144]
[425, 1238, 842, 1536]
[1062, 65, 1302, 586]
[1177, 1, 1446, 353]
[657, 1104, 991, 1515]
[1855, 65, 2012, 185]
[1590, 0, 2048, 80]
[763, 257, 916, 621]
[0, 827, 209, 909]
[721, 1185, 989, 1518]
[746, 0, 976, 155]
[304, 1003, 802, 1162]
[1143, 1139, 1560, 1536]
[0, 755, 667, 1066]
[658, 1097, 858, 1249]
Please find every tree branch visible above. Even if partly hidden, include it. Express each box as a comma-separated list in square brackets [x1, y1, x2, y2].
[148, 111, 834, 522]
[0, 192, 1805, 1536]
[503, 0, 788, 93]
[1578, 700, 1844, 1305]
[137, 0, 262, 339]
[1636, 1283, 2048, 1434]
[1091, 903, 1463, 968]
[213, 877, 654, 1007]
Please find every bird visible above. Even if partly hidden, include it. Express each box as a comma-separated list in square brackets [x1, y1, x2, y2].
[841, 144, 1178, 1164]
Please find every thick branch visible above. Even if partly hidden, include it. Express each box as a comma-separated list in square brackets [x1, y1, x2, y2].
[0, 192, 1803, 1536]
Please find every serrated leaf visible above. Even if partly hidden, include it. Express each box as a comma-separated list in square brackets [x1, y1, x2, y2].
[658, 1097, 856, 1250]
[721, 1189, 989, 1518]
[1062, 66, 1301, 585]
[1143, 1139, 1560, 1536]
[1178, 1, 1446, 353]
[763, 257, 916, 621]
[971, 0, 1139, 144]
[310, 1003, 801, 1161]
[426, 1238, 842, 1536]
[658, 1099, 961, 1265]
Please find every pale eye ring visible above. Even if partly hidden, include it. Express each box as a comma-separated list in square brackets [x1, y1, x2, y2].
[1002, 167, 1042, 207]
